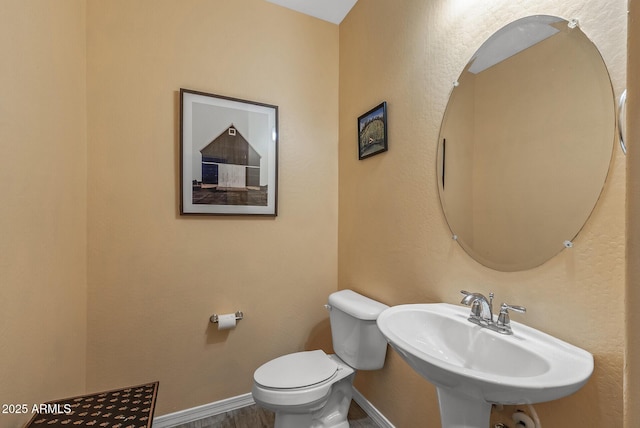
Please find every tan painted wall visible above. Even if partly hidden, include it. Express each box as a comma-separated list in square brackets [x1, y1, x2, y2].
[0, 1, 88, 427]
[339, 0, 626, 426]
[85, 0, 338, 416]
[626, 0, 639, 423]
[1, 0, 634, 426]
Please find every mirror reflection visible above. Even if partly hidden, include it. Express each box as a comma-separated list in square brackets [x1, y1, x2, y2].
[437, 15, 615, 272]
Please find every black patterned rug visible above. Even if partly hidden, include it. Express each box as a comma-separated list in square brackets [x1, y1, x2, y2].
[25, 381, 158, 428]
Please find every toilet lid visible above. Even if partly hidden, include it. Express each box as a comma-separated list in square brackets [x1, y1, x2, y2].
[254, 350, 338, 389]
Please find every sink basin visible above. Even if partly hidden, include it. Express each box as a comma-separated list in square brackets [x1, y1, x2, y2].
[377, 303, 593, 427]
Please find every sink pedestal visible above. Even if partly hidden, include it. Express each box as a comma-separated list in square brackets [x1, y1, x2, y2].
[436, 387, 491, 428]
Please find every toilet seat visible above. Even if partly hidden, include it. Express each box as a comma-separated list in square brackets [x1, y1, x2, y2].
[252, 352, 354, 410]
[254, 350, 338, 389]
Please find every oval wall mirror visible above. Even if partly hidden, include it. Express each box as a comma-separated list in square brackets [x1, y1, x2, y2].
[437, 15, 615, 272]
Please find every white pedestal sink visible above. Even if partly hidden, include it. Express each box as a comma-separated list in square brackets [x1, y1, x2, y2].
[376, 303, 593, 428]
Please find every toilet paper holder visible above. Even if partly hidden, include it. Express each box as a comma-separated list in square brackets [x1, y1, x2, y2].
[210, 311, 244, 324]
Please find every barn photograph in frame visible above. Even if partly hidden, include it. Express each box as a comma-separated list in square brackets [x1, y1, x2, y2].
[180, 89, 278, 216]
[358, 101, 388, 160]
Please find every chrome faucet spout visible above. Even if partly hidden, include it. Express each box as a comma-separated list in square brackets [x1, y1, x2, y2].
[460, 293, 479, 305]
[460, 290, 493, 322]
[459, 291, 525, 335]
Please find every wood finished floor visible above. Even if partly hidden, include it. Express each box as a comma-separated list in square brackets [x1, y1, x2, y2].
[172, 401, 380, 428]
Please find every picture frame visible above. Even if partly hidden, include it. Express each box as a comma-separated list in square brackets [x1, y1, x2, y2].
[180, 89, 278, 216]
[358, 101, 388, 160]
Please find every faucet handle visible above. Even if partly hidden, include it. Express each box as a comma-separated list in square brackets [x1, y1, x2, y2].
[496, 303, 526, 334]
[501, 303, 526, 314]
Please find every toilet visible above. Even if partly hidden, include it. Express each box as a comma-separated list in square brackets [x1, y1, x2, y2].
[251, 289, 389, 428]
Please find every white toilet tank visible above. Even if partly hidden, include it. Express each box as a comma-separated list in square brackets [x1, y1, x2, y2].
[328, 290, 389, 370]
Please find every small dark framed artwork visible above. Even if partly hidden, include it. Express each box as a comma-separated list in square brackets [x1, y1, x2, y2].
[180, 89, 278, 216]
[358, 101, 388, 160]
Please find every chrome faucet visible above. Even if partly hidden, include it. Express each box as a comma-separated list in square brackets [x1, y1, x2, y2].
[460, 290, 494, 323]
[460, 290, 526, 335]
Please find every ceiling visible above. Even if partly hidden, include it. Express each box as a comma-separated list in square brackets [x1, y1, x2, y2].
[265, 0, 358, 25]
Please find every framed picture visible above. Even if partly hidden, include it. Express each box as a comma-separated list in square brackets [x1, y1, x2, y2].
[180, 89, 278, 216]
[358, 101, 388, 160]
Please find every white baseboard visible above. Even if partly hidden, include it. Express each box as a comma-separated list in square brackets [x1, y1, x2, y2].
[352, 388, 395, 428]
[152, 392, 255, 428]
[152, 388, 394, 428]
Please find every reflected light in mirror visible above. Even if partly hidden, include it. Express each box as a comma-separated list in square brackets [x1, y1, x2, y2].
[468, 16, 562, 74]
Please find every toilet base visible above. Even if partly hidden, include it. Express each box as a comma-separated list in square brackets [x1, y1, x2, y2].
[272, 373, 355, 428]
[274, 411, 350, 428]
